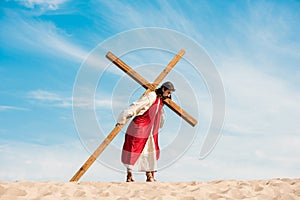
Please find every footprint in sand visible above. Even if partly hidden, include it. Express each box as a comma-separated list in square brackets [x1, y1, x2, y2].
[219, 188, 230, 194]
[254, 184, 264, 192]
[208, 193, 224, 199]
[98, 191, 110, 197]
[73, 190, 86, 197]
[170, 192, 177, 196]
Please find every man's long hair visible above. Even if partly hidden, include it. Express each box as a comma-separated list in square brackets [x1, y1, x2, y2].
[155, 86, 172, 100]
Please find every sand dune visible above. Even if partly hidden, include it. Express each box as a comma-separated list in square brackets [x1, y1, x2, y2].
[0, 178, 299, 199]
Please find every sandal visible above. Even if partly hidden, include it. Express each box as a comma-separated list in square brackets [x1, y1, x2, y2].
[126, 172, 134, 182]
[146, 172, 156, 182]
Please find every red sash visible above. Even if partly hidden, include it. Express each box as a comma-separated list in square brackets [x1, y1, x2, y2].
[122, 97, 163, 165]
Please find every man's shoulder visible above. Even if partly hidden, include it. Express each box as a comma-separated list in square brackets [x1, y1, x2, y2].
[145, 91, 157, 102]
[148, 91, 157, 97]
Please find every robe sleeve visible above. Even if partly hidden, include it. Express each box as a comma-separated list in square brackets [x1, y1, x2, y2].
[117, 92, 156, 125]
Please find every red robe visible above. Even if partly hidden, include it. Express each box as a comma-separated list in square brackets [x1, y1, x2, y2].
[122, 97, 163, 166]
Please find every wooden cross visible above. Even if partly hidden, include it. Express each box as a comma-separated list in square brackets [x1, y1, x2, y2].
[70, 49, 198, 182]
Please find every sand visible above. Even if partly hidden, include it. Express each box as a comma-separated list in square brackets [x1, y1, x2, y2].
[0, 178, 299, 200]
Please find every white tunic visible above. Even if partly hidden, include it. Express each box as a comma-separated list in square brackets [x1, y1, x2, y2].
[117, 91, 165, 127]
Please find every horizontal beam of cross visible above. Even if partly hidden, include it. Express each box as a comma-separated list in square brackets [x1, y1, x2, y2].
[106, 52, 156, 91]
[106, 51, 197, 127]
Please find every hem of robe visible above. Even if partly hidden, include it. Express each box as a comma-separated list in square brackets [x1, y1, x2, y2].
[123, 134, 158, 172]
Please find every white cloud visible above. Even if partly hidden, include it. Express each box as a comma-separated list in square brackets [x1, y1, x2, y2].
[0, 140, 123, 181]
[1, 131, 299, 182]
[72, 96, 115, 110]
[15, 0, 68, 11]
[220, 59, 300, 136]
[0, 105, 29, 111]
[201, 1, 300, 138]
[0, 11, 88, 63]
[93, 1, 202, 42]
[1, 10, 115, 73]
[158, 133, 300, 181]
[26, 89, 124, 109]
[27, 90, 62, 101]
[182, 1, 300, 181]
[27, 90, 71, 108]
[226, 1, 300, 61]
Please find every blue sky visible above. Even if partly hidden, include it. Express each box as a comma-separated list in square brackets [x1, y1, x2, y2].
[1, 0, 300, 182]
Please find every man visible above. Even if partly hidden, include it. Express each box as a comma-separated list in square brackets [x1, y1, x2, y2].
[116, 81, 175, 182]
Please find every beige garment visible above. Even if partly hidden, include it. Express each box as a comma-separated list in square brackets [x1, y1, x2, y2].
[135, 134, 157, 171]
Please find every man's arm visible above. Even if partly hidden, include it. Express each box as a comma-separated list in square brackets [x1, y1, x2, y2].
[116, 92, 156, 125]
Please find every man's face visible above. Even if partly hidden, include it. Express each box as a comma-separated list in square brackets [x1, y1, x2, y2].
[162, 88, 173, 98]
